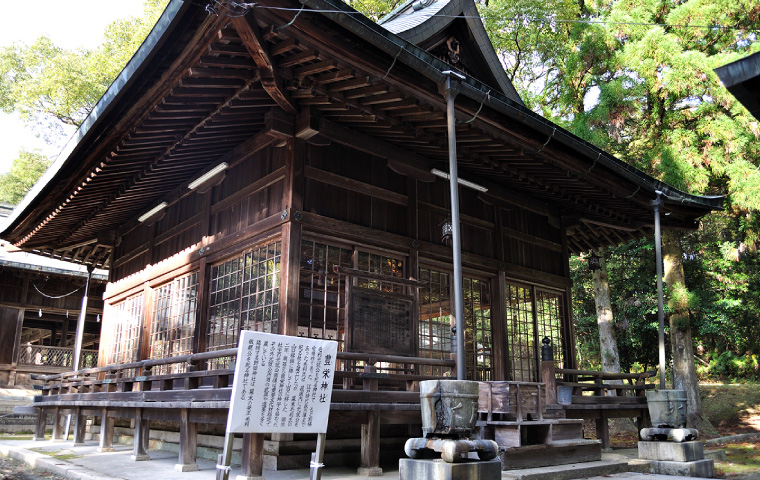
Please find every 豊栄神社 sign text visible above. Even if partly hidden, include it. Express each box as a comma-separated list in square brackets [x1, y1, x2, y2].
[226, 331, 338, 434]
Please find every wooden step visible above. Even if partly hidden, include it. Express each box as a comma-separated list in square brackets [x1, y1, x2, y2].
[480, 418, 586, 448]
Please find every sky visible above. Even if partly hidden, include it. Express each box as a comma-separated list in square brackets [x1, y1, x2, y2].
[0, 0, 147, 173]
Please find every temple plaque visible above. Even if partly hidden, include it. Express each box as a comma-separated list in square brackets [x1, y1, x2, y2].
[348, 287, 415, 356]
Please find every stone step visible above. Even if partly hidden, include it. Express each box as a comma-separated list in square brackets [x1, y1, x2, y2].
[499, 439, 602, 470]
[501, 459, 630, 480]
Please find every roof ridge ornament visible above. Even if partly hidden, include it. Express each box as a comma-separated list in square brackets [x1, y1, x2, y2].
[412, 0, 436, 11]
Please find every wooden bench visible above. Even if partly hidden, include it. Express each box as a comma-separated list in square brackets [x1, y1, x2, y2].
[542, 362, 655, 449]
[29, 349, 452, 475]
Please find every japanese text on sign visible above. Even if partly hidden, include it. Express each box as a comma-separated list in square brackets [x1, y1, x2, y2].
[227, 331, 338, 434]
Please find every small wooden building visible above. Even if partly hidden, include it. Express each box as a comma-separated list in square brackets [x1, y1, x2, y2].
[0, 240, 105, 386]
[0, 0, 720, 467]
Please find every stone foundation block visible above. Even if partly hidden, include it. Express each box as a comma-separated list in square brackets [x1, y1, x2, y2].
[646, 458, 715, 478]
[399, 458, 501, 480]
[638, 440, 704, 462]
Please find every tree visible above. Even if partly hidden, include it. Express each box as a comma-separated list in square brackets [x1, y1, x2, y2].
[591, 249, 622, 379]
[0, 150, 51, 205]
[0, 0, 167, 143]
[485, 0, 760, 429]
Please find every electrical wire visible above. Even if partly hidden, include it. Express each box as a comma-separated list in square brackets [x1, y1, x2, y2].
[201, 1, 760, 34]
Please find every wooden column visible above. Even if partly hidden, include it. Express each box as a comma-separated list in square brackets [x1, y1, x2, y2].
[359, 412, 381, 476]
[72, 407, 87, 446]
[34, 408, 47, 441]
[240, 433, 264, 479]
[193, 190, 213, 357]
[280, 138, 302, 337]
[51, 407, 65, 441]
[131, 408, 150, 461]
[357, 363, 382, 476]
[9, 278, 28, 385]
[596, 411, 610, 450]
[175, 408, 199, 472]
[541, 360, 557, 405]
[97, 408, 115, 452]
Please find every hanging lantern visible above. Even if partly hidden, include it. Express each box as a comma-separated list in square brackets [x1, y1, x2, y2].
[441, 218, 453, 246]
[588, 253, 602, 272]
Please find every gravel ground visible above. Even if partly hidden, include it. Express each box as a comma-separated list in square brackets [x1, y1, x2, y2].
[0, 456, 66, 480]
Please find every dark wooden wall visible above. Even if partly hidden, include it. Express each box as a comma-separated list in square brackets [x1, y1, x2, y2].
[106, 136, 573, 375]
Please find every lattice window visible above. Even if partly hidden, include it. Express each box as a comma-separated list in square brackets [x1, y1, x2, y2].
[505, 283, 535, 381]
[464, 277, 493, 381]
[241, 243, 281, 334]
[108, 294, 144, 366]
[298, 239, 353, 349]
[207, 241, 282, 359]
[418, 268, 452, 376]
[356, 251, 404, 294]
[418, 268, 492, 379]
[298, 240, 405, 360]
[149, 272, 199, 374]
[505, 282, 566, 381]
[208, 256, 243, 353]
[536, 289, 565, 371]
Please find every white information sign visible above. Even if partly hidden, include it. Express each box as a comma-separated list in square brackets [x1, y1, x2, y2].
[227, 331, 338, 434]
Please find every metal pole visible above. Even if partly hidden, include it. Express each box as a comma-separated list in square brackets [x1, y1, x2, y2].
[72, 265, 94, 372]
[652, 192, 666, 389]
[442, 70, 467, 381]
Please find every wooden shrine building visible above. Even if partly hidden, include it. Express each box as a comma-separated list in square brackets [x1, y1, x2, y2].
[0, 0, 722, 472]
[0, 217, 105, 387]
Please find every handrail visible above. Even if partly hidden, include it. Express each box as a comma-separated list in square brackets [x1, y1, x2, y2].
[555, 368, 657, 382]
[32, 348, 454, 386]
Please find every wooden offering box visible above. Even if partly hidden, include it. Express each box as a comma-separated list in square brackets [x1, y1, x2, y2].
[478, 381, 544, 422]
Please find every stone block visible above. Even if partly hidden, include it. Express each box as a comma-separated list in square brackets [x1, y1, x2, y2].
[646, 458, 715, 478]
[638, 441, 704, 462]
[399, 458, 501, 480]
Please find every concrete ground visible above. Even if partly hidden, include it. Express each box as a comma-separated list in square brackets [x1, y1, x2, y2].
[0, 438, 718, 480]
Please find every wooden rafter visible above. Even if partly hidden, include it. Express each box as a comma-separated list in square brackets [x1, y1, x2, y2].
[230, 14, 297, 114]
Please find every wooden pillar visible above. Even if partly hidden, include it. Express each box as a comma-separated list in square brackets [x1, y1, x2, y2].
[541, 360, 557, 405]
[240, 433, 264, 479]
[131, 408, 150, 461]
[358, 363, 382, 476]
[280, 138, 302, 338]
[596, 411, 610, 450]
[73, 407, 87, 446]
[175, 408, 198, 472]
[98, 408, 115, 452]
[34, 408, 47, 441]
[51, 407, 65, 441]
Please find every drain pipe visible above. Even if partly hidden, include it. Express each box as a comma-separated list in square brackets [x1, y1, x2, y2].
[652, 191, 666, 389]
[72, 265, 94, 372]
[441, 70, 467, 381]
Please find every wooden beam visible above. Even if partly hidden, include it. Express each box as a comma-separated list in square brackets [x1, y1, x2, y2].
[230, 14, 296, 114]
[317, 118, 435, 182]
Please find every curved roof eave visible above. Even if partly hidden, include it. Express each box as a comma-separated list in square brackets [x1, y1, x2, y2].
[306, 0, 723, 214]
[378, 0, 524, 105]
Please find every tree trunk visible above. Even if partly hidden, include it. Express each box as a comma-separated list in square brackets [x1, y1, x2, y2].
[662, 231, 714, 433]
[592, 249, 621, 377]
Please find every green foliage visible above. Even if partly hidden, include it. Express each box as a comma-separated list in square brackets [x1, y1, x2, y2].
[0, 0, 167, 142]
[491, 0, 760, 381]
[0, 150, 51, 205]
[571, 240, 661, 372]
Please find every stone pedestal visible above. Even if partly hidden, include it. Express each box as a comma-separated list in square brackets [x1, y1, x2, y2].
[638, 441, 714, 478]
[399, 458, 501, 480]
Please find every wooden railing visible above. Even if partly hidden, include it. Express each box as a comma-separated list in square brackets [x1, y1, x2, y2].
[553, 368, 657, 401]
[18, 344, 98, 369]
[30, 348, 454, 476]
